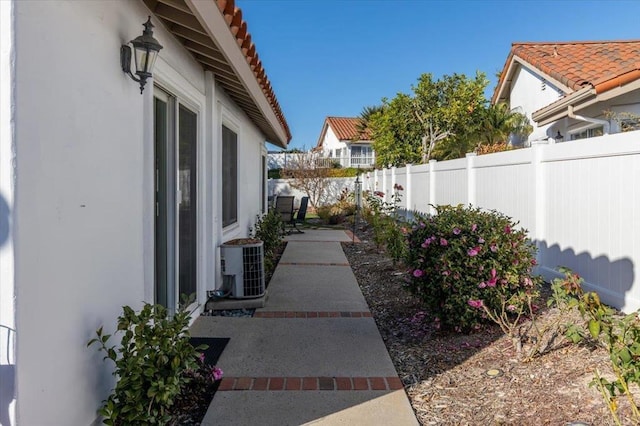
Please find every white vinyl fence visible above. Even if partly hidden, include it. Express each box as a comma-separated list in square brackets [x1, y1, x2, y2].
[364, 131, 640, 313]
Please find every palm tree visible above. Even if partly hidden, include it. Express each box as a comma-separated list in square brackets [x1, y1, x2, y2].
[478, 103, 532, 147]
[357, 105, 384, 138]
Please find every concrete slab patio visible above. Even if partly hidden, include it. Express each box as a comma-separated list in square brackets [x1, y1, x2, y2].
[191, 229, 418, 425]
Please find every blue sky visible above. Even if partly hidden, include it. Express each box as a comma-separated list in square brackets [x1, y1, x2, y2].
[238, 0, 640, 151]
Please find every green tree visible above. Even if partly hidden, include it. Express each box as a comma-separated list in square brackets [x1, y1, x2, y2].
[368, 94, 422, 167]
[432, 132, 477, 160]
[412, 72, 489, 162]
[366, 72, 492, 164]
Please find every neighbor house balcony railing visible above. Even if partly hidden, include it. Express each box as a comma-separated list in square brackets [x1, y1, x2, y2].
[269, 154, 376, 170]
[315, 155, 375, 168]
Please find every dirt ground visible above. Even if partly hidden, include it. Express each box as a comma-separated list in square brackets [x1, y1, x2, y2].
[342, 222, 639, 426]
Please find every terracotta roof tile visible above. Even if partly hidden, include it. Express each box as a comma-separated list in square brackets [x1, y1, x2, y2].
[216, 0, 291, 142]
[326, 117, 372, 141]
[493, 40, 640, 103]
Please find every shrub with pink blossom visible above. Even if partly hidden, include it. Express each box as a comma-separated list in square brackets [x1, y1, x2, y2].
[405, 205, 541, 330]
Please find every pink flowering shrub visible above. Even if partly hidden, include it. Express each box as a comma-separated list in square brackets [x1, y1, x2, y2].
[406, 205, 541, 330]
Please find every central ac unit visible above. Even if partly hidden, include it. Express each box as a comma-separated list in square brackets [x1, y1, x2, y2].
[220, 239, 265, 299]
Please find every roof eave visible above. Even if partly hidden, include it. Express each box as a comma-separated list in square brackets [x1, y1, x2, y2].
[532, 87, 596, 126]
[148, 0, 290, 148]
[186, 0, 288, 147]
[492, 54, 516, 105]
[493, 55, 573, 105]
[594, 69, 640, 94]
[532, 71, 640, 126]
[315, 119, 330, 149]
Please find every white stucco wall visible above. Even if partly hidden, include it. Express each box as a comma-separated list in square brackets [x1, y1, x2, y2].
[11, 1, 269, 424]
[509, 65, 565, 143]
[0, 2, 16, 425]
[320, 126, 347, 157]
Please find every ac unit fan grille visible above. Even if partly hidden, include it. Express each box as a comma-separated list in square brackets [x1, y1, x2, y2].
[220, 241, 265, 299]
[242, 245, 264, 297]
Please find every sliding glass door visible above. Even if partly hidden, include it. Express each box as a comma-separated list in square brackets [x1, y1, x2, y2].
[154, 88, 198, 311]
[178, 105, 197, 300]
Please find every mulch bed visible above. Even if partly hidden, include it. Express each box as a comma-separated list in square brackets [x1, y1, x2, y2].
[342, 221, 638, 426]
[169, 338, 229, 425]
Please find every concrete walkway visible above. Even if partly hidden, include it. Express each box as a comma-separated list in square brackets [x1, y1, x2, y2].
[191, 229, 419, 425]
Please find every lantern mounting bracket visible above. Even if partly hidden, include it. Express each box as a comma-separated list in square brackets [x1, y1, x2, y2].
[120, 45, 140, 82]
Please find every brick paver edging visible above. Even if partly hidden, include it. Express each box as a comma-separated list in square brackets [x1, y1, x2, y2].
[344, 230, 361, 242]
[254, 311, 372, 318]
[219, 376, 403, 391]
[278, 262, 350, 266]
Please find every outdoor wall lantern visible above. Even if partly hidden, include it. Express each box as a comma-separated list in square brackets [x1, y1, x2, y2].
[120, 16, 163, 94]
[555, 130, 564, 142]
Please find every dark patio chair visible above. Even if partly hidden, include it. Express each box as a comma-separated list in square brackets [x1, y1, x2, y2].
[292, 196, 309, 233]
[275, 195, 308, 234]
[274, 195, 295, 234]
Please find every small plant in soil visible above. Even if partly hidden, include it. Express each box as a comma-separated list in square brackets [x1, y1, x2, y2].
[251, 210, 284, 275]
[551, 269, 640, 425]
[88, 295, 221, 425]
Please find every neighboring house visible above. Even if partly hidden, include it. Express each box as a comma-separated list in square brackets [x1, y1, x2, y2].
[493, 40, 640, 145]
[0, 1, 290, 425]
[315, 116, 375, 167]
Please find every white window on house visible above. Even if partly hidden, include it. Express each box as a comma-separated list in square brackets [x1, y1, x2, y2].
[222, 125, 237, 227]
[570, 125, 604, 140]
[351, 145, 373, 166]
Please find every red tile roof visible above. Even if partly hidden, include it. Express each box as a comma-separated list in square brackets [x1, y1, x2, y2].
[492, 40, 640, 103]
[325, 117, 372, 141]
[216, 0, 291, 142]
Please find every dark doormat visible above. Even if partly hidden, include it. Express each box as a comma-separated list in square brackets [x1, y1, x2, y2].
[189, 337, 230, 365]
[171, 337, 230, 425]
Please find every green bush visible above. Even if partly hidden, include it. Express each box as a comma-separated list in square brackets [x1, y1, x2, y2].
[549, 269, 640, 423]
[327, 167, 373, 178]
[316, 188, 356, 225]
[316, 205, 340, 224]
[88, 299, 203, 425]
[405, 205, 540, 330]
[251, 210, 284, 273]
[268, 169, 282, 179]
[362, 185, 408, 264]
